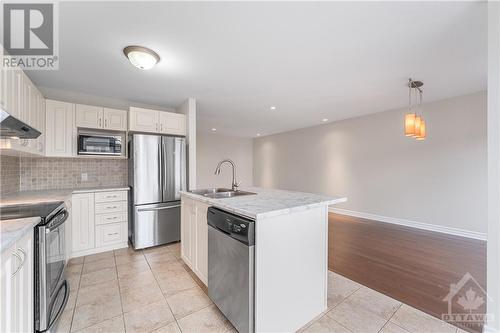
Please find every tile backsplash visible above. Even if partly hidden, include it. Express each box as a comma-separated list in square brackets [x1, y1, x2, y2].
[20, 157, 128, 191]
[0, 155, 20, 195]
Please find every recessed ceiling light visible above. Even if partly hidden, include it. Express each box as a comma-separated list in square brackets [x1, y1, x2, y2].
[256, 133, 261, 137]
[211, 128, 217, 131]
[322, 118, 328, 122]
[270, 106, 276, 110]
[123, 45, 160, 70]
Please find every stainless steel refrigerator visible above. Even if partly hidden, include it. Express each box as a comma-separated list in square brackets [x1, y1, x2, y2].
[128, 134, 186, 249]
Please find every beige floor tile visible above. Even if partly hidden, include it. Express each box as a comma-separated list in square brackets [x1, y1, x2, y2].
[66, 288, 78, 311]
[114, 252, 146, 265]
[327, 297, 387, 333]
[116, 260, 151, 279]
[152, 260, 187, 280]
[53, 307, 74, 333]
[166, 286, 212, 320]
[73, 315, 125, 333]
[328, 271, 362, 308]
[123, 299, 175, 333]
[118, 269, 157, 293]
[82, 257, 116, 274]
[166, 243, 181, 258]
[380, 322, 411, 333]
[67, 263, 83, 276]
[390, 304, 457, 333]
[71, 295, 122, 332]
[121, 281, 165, 313]
[151, 322, 182, 333]
[67, 276, 81, 296]
[114, 246, 142, 257]
[76, 280, 120, 307]
[157, 270, 198, 297]
[177, 304, 236, 333]
[142, 244, 171, 256]
[347, 287, 401, 320]
[145, 251, 178, 268]
[80, 267, 117, 288]
[68, 257, 84, 266]
[84, 251, 114, 263]
[302, 314, 351, 333]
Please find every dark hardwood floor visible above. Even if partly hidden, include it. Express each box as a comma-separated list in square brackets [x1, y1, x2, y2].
[328, 213, 487, 333]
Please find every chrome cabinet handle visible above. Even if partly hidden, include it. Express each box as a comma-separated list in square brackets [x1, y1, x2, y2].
[107, 216, 118, 220]
[106, 206, 117, 209]
[107, 232, 119, 236]
[105, 118, 107, 127]
[11, 250, 24, 277]
[160, 123, 163, 132]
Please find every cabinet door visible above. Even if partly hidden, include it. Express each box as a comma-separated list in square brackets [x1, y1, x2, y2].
[0, 244, 16, 333]
[15, 72, 26, 122]
[103, 108, 127, 131]
[71, 193, 95, 252]
[6, 69, 19, 120]
[195, 201, 209, 284]
[129, 107, 158, 133]
[46, 100, 75, 157]
[0, 62, 7, 111]
[36, 94, 46, 154]
[75, 104, 103, 129]
[181, 198, 194, 267]
[15, 231, 33, 333]
[159, 111, 186, 136]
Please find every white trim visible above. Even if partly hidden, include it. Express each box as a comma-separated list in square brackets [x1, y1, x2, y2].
[329, 207, 487, 241]
[70, 242, 128, 259]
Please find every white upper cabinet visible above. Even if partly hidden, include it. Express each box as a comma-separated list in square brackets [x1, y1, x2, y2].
[76, 104, 103, 129]
[103, 108, 127, 131]
[159, 111, 186, 136]
[129, 107, 186, 135]
[45, 100, 75, 157]
[129, 107, 159, 133]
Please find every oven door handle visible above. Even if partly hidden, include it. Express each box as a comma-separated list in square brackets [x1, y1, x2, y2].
[45, 210, 68, 233]
[46, 280, 69, 332]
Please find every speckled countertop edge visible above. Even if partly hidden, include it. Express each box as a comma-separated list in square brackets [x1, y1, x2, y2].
[1, 217, 40, 253]
[180, 187, 347, 220]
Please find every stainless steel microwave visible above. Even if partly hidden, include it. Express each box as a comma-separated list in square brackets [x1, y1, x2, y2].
[77, 132, 123, 156]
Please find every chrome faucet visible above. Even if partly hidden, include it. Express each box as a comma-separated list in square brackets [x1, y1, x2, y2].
[214, 159, 241, 191]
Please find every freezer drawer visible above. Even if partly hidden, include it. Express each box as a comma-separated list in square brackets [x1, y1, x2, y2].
[132, 202, 181, 249]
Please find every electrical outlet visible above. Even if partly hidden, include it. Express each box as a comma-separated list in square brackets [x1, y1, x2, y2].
[81, 173, 88, 182]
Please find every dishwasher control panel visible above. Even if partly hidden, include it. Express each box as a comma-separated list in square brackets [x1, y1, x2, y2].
[207, 207, 255, 245]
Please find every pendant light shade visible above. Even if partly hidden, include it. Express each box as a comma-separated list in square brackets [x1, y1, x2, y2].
[405, 113, 416, 136]
[416, 119, 426, 140]
[414, 116, 422, 137]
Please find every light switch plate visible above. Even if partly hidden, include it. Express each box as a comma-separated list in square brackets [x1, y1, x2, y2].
[81, 173, 88, 182]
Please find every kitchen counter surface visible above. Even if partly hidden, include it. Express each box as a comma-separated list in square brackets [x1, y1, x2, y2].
[0, 217, 40, 253]
[0, 186, 130, 206]
[180, 187, 347, 219]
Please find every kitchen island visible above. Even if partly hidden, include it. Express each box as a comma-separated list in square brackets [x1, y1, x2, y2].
[180, 187, 346, 333]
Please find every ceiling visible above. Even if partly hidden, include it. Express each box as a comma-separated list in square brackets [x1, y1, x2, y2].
[24, 1, 486, 137]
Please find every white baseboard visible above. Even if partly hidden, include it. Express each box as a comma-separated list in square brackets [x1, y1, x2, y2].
[329, 207, 487, 241]
[69, 242, 128, 259]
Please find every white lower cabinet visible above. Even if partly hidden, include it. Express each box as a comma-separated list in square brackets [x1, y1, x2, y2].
[0, 230, 34, 333]
[70, 190, 128, 258]
[181, 197, 208, 285]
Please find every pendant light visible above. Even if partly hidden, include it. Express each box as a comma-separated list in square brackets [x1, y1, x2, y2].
[404, 79, 426, 141]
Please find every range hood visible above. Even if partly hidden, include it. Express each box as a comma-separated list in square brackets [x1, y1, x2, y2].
[0, 108, 40, 139]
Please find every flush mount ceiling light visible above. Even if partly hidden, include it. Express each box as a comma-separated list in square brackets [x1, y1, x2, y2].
[211, 128, 217, 132]
[404, 79, 426, 140]
[322, 118, 328, 122]
[123, 45, 160, 70]
[270, 106, 276, 111]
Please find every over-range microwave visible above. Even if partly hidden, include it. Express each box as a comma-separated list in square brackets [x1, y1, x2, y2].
[77, 131, 123, 156]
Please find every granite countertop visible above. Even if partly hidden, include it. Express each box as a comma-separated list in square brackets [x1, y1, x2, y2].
[0, 186, 130, 206]
[180, 187, 347, 219]
[0, 217, 40, 253]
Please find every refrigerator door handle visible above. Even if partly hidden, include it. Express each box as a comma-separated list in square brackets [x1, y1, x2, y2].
[158, 141, 162, 201]
[137, 205, 181, 212]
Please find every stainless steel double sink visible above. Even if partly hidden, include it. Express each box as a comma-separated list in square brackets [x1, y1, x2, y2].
[189, 188, 256, 199]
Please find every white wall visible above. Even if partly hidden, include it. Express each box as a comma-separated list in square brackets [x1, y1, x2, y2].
[196, 132, 253, 189]
[253, 92, 487, 235]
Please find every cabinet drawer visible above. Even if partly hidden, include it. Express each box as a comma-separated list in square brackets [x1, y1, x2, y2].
[95, 212, 127, 225]
[95, 191, 128, 203]
[95, 222, 127, 248]
[95, 201, 127, 214]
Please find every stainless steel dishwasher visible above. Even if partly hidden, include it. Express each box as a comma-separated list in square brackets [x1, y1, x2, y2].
[207, 207, 255, 333]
